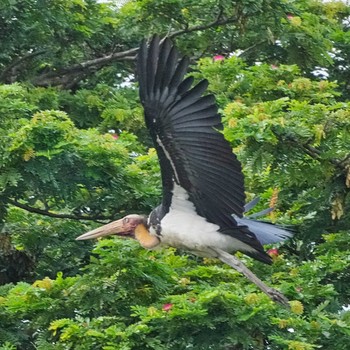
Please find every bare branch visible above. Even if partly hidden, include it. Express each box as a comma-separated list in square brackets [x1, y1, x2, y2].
[7, 199, 112, 222]
[0, 50, 46, 82]
[31, 15, 239, 88]
[238, 40, 267, 59]
[273, 130, 346, 171]
[293, 138, 343, 169]
[31, 48, 138, 87]
[168, 13, 235, 39]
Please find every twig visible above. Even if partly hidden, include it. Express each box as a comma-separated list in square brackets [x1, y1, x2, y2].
[0, 50, 46, 82]
[7, 199, 112, 222]
[274, 131, 346, 171]
[31, 14, 239, 87]
[168, 13, 235, 39]
[238, 40, 267, 58]
[31, 49, 138, 86]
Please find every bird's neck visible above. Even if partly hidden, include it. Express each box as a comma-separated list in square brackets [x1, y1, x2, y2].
[135, 223, 160, 249]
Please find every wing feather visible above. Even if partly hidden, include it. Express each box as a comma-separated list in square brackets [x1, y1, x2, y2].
[137, 35, 246, 228]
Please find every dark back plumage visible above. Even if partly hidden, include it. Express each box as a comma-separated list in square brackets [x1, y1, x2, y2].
[136, 35, 295, 264]
[137, 35, 246, 229]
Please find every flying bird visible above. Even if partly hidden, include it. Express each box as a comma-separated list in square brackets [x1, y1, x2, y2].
[77, 35, 291, 305]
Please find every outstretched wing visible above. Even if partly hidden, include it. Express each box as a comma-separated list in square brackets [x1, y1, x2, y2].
[137, 35, 245, 229]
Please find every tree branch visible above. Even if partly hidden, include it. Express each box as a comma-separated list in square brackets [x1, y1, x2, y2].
[293, 138, 343, 169]
[0, 50, 46, 83]
[7, 199, 112, 222]
[31, 48, 137, 87]
[273, 131, 347, 172]
[167, 9, 235, 39]
[238, 40, 267, 59]
[31, 14, 239, 88]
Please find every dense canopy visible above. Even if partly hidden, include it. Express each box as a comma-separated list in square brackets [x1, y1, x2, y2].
[0, 1, 349, 349]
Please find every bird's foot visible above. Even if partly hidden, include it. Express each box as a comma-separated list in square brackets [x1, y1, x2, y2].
[213, 248, 290, 307]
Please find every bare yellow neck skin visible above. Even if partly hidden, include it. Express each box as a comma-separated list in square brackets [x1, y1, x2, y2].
[135, 224, 160, 249]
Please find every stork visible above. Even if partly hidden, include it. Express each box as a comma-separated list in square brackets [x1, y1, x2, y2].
[77, 36, 292, 305]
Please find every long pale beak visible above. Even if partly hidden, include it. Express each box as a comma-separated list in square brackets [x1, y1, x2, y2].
[76, 219, 130, 241]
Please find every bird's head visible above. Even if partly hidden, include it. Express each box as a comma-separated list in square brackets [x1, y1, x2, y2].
[76, 214, 160, 249]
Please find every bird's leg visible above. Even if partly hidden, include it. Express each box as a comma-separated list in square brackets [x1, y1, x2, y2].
[212, 248, 289, 307]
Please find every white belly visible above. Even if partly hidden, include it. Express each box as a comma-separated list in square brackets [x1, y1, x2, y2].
[155, 184, 251, 256]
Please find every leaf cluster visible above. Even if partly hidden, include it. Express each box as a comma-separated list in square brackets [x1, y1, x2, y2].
[0, 236, 349, 349]
[196, 56, 350, 249]
[0, 1, 350, 349]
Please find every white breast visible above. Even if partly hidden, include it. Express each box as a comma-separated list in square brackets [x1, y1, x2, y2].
[157, 184, 252, 256]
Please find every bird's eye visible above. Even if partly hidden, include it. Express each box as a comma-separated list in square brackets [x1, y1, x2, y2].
[123, 217, 129, 224]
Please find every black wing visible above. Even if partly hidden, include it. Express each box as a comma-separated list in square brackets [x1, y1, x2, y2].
[137, 35, 245, 229]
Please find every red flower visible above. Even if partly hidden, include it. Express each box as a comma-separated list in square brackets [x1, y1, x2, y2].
[267, 248, 279, 257]
[286, 13, 294, 20]
[213, 55, 225, 62]
[162, 303, 173, 311]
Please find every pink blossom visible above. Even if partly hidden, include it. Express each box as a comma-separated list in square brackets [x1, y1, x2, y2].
[267, 248, 279, 257]
[111, 133, 119, 139]
[286, 14, 294, 20]
[271, 64, 278, 70]
[213, 55, 225, 62]
[162, 303, 173, 311]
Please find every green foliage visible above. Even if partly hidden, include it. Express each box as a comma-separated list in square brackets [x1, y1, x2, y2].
[195, 56, 350, 249]
[3, 208, 93, 279]
[0, 0, 121, 73]
[0, 0, 349, 349]
[0, 0, 345, 88]
[0, 236, 349, 349]
[59, 84, 144, 132]
[0, 96, 160, 218]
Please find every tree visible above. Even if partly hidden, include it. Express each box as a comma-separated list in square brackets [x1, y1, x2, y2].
[0, 0, 344, 88]
[0, 0, 349, 349]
